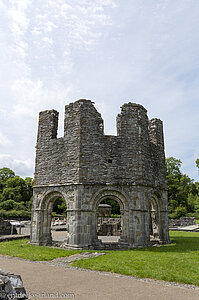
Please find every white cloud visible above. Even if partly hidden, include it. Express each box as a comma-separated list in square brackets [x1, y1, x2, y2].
[31, 27, 42, 35]
[0, 154, 33, 177]
[11, 78, 71, 119]
[0, 0, 5, 9]
[8, 0, 31, 36]
[0, 0, 199, 181]
[44, 21, 57, 33]
[0, 132, 11, 147]
[42, 36, 54, 45]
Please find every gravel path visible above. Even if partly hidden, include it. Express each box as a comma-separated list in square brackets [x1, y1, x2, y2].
[0, 255, 199, 300]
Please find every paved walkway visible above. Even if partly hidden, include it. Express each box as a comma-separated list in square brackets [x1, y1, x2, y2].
[0, 255, 199, 300]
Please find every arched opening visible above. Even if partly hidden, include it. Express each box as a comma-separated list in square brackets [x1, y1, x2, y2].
[39, 191, 68, 245]
[97, 198, 122, 243]
[51, 197, 67, 244]
[92, 189, 129, 248]
[149, 197, 160, 243]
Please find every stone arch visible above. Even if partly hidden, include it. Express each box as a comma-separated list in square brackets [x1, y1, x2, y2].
[33, 190, 68, 245]
[91, 188, 130, 246]
[92, 188, 129, 212]
[149, 193, 161, 241]
[39, 190, 68, 210]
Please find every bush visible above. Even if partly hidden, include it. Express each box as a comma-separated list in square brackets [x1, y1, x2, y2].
[0, 200, 27, 211]
[0, 209, 31, 220]
[169, 205, 187, 219]
[110, 214, 121, 218]
[186, 212, 199, 219]
[0, 200, 16, 210]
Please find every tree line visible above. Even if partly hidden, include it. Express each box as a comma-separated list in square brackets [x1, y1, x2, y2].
[166, 157, 199, 219]
[0, 168, 33, 219]
[0, 157, 199, 220]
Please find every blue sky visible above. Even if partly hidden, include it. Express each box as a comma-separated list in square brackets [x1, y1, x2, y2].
[0, 0, 199, 180]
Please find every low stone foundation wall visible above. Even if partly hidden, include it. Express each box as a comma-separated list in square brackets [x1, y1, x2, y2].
[0, 269, 27, 299]
[169, 217, 195, 227]
[0, 219, 17, 235]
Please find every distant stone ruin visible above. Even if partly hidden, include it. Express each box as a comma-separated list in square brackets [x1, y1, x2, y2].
[30, 99, 170, 249]
[97, 218, 121, 236]
[98, 204, 112, 217]
[169, 217, 196, 227]
[97, 204, 121, 236]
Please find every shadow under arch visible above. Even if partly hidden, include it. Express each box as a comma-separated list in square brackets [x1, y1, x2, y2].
[38, 190, 68, 245]
[91, 188, 130, 246]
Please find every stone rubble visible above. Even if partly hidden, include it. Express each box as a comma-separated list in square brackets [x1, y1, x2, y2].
[51, 252, 106, 264]
[0, 269, 27, 300]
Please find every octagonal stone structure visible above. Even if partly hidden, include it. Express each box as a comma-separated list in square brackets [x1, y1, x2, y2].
[30, 99, 170, 249]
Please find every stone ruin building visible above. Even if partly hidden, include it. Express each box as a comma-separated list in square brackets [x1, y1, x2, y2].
[30, 99, 170, 249]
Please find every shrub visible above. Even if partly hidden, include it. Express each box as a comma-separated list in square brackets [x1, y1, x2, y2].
[0, 200, 16, 210]
[0, 209, 31, 220]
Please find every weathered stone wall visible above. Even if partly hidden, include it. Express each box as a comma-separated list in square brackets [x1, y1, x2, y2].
[31, 99, 170, 249]
[169, 217, 196, 227]
[34, 100, 166, 187]
[0, 219, 17, 235]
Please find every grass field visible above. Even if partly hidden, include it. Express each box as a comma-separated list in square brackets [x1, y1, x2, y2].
[0, 239, 89, 261]
[72, 231, 199, 286]
[0, 231, 198, 286]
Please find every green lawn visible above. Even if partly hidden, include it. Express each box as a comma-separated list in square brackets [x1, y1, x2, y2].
[0, 232, 198, 286]
[72, 231, 199, 286]
[0, 239, 88, 261]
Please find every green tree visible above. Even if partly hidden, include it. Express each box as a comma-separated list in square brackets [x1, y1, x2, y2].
[52, 198, 67, 216]
[166, 157, 182, 177]
[0, 167, 15, 193]
[0, 167, 15, 181]
[196, 159, 199, 170]
[100, 198, 120, 215]
[0, 167, 33, 217]
[166, 157, 198, 218]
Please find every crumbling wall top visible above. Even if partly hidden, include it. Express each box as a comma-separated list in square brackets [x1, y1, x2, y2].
[120, 102, 147, 113]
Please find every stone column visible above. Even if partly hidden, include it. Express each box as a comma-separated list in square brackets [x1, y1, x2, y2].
[90, 211, 103, 248]
[30, 209, 44, 245]
[119, 209, 129, 245]
[129, 209, 149, 247]
[159, 210, 170, 243]
[42, 210, 52, 245]
[30, 208, 52, 245]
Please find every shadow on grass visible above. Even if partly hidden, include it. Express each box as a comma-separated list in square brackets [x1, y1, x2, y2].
[136, 236, 199, 253]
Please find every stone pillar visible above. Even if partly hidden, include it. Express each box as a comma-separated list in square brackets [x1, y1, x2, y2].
[30, 208, 52, 245]
[119, 209, 129, 245]
[42, 210, 52, 245]
[129, 209, 149, 247]
[159, 210, 170, 243]
[65, 210, 91, 248]
[159, 191, 170, 244]
[30, 209, 44, 245]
